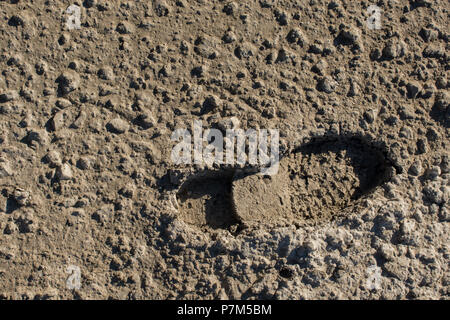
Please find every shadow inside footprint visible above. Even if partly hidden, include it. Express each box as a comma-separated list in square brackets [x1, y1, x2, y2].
[176, 171, 239, 230]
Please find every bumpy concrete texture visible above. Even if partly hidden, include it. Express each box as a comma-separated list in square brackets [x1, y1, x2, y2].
[0, 0, 449, 299]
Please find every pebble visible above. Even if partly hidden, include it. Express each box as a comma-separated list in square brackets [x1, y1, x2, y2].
[51, 110, 68, 131]
[0, 158, 12, 178]
[0, 90, 19, 103]
[45, 151, 62, 168]
[348, 80, 360, 97]
[426, 166, 441, 181]
[311, 60, 328, 76]
[202, 95, 220, 113]
[13, 189, 31, 206]
[234, 43, 255, 60]
[97, 66, 115, 80]
[217, 117, 240, 131]
[382, 41, 406, 60]
[107, 118, 129, 134]
[317, 76, 337, 93]
[406, 81, 422, 99]
[222, 30, 236, 44]
[423, 45, 445, 58]
[116, 21, 135, 34]
[408, 161, 423, 176]
[286, 28, 308, 47]
[154, 0, 170, 17]
[56, 164, 73, 180]
[26, 128, 49, 146]
[77, 156, 93, 170]
[222, 2, 236, 15]
[56, 98, 72, 109]
[434, 91, 448, 111]
[419, 27, 439, 42]
[135, 111, 155, 129]
[56, 70, 80, 95]
[336, 26, 361, 46]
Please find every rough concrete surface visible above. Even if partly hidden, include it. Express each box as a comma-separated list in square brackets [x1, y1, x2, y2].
[0, 0, 449, 300]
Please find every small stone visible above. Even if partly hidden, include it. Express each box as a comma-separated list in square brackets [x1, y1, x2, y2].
[107, 118, 129, 134]
[154, 0, 170, 17]
[406, 81, 422, 99]
[378, 243, 396, 261]
[116, 21, 135, 34]
[4, 222, 17, 235]
[51, 110, 69, 131]
[45, 151, 62, 168]
[363, 109, 378, 123]
[423, 182, 444, 205]
[135, 111, 155, 129]
[423, 45, 445, 58]
[77, 156, 93, 170]
[58, 32, 70, 45]
[336, 26, 361, 46]
[439, 206, 449, 222]
[201, 95, 220, 113]
[97, 66, 114, 80]
[275, 48, 295, 63]
[435, 76, 447, 89]
[56, 98, 72, 109]
[217, 117, 240, 131]
[0, 158, 12, 178]
[382, 41, 406, 60]
[191, 66, 206, 78]
[419, 27, 439, 42]
[71, 110, 87, 129]
[286, 28, 308, 47]
[408, 161, 422, 176]
[234, 43, 255, 60]
[71, 208, 85, 217]
[274, 10, 288, 26]
[119, 184, 135, 198]
[421, 83, 434, 99]
[348, 80, 360, 97]
[222, 30, 236, 44]
[8, 14, 26, 27]
[26, 128, 49, 146]
[56, 70, 80, 95]
[440, 156, 450, 174]
[317, 77, 337, 93]
[399, 220, 417, 245]
[83, 0, 97, 8]
[416, 138, 428, 154]
[434, 91, 448, 111]
[426, 166, 441, 181]
[56, 164, 73, 180]
[370, 48, 382, 61]
[14, 189, 31, 206]
[0, 90, 19, 103]
[311, 60, 328, 76]
[19, 113, 33, 128]
[222, 2, 236, 15]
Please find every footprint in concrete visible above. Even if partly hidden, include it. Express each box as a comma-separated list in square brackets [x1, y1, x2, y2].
[175, 135, 397, 230]
[232, 136, 397, 226]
